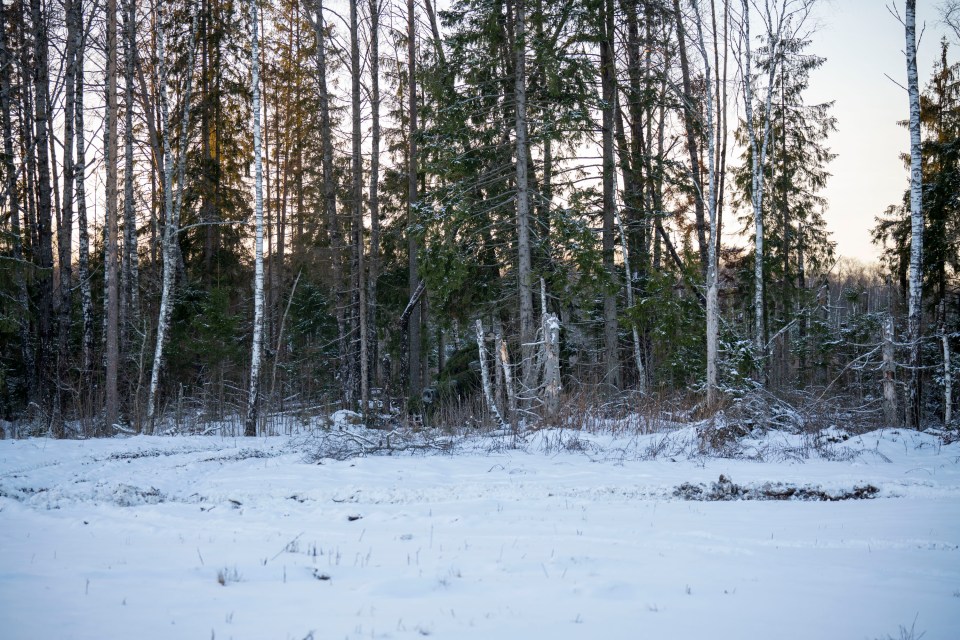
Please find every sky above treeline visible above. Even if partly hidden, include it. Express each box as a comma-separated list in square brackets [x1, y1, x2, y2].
[810, 0, 950, 264]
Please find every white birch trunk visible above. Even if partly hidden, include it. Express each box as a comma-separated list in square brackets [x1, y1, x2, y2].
[740, 0, 783, 379]
[905, 0, 924, 429]
[476, 319, 506, 429]
[941, 304, 953, 425]
[542, 312, 561, 421]
[694, 0, 720, 407]
[496, 330, 517, 425]
[245, 0, 264, 437]
[146, 11, 198, 433]
[615, 206, 646, 393]
[944, 330, 953, 426]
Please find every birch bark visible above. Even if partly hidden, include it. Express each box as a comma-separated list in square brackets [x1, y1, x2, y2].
[245, 0, 264, 437]
[905, 0, 923, 429]
[146, 11, 198, 432]
[693, 0, 720, 407]
[740, 0, 787, 382]
[476, 320, 506, 429]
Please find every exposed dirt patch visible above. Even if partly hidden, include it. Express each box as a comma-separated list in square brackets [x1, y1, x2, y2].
[674, 474, 880, 501]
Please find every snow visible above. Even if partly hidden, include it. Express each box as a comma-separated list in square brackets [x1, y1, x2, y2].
[1, 427, 958, 639]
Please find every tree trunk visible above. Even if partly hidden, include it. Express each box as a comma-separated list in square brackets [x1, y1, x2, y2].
[673, 0, 709, 277]
[541, 279, 561, 420]
[905, 0, 923, 429]
[882, 314, 898, 427]
[476, 320, 506, 429]
[693, 0, 720, 408]
[245, 0, 264, 437]
[514, 0, 535, 393]
[368, 0, 382, 390]
[600, 0, 620, 391]
[75, 4, 94, 376]
[407, 0, 423, 401]
[104, 0, 120, 432]
[740, 0, 781, 383]
[30, 0, 57, 432]
[122, 0, 139, 350]
[313, 0, 347, 402]
[2, 0, 36, 402]
[146, 12, 198, 433]
[942, 311, 953, 426]
[348, 0, 368, 418]
[58, 0, 79, 366]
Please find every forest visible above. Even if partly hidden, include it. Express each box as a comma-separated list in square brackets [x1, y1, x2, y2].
[0, 0, 958, 438]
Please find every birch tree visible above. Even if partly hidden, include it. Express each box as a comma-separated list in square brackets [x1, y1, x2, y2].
[146, 9, 198, 432]
[245, 0, 265, 437]
[905, 0, 923, 429]
[692, 0, 720, 407]
[739, 0, 816, 381]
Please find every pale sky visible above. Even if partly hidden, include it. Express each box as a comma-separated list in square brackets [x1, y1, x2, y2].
[808, 0, 950, 263]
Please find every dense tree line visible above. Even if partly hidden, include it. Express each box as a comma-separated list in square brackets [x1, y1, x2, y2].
[0, 0, 956, 436]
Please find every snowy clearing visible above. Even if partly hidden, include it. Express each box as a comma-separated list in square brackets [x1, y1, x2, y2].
[1, 427, 959, 640]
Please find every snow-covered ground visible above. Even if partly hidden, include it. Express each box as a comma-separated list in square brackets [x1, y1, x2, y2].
[1, 427, 958, 639]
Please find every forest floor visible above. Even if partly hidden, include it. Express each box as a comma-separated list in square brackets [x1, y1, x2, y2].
[1, 423, 958, 639]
